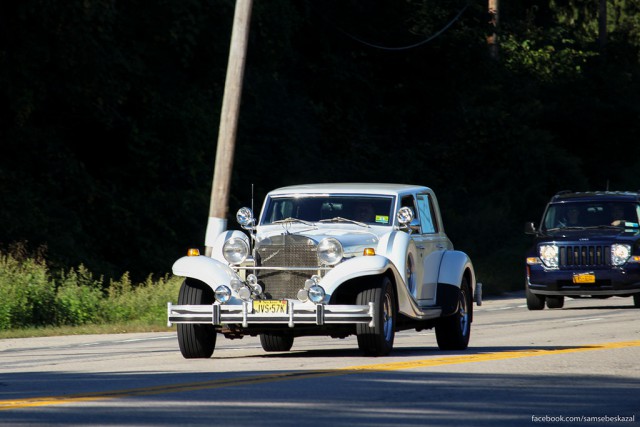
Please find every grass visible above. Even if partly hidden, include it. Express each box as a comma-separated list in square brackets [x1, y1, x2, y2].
[0, 322, 175, 339]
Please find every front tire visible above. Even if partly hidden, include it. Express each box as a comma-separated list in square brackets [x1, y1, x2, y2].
[435, 278, 472, 350]
[260, 333, 294, 352]
[526, 285, 546, 310]
[177, 279, 217, 359]
[356, 276, 396, 356]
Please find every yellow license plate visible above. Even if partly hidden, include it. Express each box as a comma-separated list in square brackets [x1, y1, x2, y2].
[253, 300, 288, 314]
[573, 273, 596, 284]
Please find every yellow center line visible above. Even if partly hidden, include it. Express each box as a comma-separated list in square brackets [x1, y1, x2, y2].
[2, 339, 639, 410]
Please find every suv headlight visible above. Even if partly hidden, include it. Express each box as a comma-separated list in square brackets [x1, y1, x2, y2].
[611, 244, 631, 266]
[539, 244, 559, 268]
[223, 237, 249, 264]
[317, 238, 343, 266]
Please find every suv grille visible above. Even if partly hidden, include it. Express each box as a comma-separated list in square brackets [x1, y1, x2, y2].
[255, 235, 320, 299]
[558, 244, 611, 268]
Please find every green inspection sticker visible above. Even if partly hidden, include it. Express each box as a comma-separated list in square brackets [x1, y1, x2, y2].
[375, 215, 389, 224]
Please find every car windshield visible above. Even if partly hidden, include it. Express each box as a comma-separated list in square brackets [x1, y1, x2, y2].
[261, 195, 394, 226]
[542, 202, 640, 230]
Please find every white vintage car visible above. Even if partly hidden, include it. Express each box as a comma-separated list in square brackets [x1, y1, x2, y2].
[168, 183, 481, 358]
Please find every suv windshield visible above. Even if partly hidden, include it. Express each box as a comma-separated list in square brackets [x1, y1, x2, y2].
[262, 195, 394, 226]
[542, 202, 640, 230]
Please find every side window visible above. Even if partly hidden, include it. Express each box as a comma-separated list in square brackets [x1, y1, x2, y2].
[416, 193, 437, 234]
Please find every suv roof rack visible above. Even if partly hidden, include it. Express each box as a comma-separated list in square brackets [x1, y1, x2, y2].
[551, 190, 640, 203]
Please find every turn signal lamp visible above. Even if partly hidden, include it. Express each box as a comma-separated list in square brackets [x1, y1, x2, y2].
[363, 248, 376, 256]
[187, 248, 200, 257]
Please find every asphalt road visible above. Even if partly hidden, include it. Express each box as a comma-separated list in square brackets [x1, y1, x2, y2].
[1, 293, 639, 426]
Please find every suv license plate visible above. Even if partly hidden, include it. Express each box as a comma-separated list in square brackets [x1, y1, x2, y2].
[253, 300, 288, 314]
[573, 273, 596, 284]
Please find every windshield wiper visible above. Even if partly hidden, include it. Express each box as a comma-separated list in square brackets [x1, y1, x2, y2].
[551, 226, 586, 230]
[271, 217, 316, 227]
[318, 217, 369, 227]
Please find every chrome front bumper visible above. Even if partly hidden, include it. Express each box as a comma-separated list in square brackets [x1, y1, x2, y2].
[167, 301, 375, 328]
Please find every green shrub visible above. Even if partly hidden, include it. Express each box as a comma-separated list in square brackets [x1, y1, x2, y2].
[0, 246, 182, 332]
[0, 251, 56, 329]
[54, 265, 105, 326]
[104, 273, 182, 326]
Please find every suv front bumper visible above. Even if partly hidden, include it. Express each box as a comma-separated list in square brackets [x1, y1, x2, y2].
[527, 264, 640, 296]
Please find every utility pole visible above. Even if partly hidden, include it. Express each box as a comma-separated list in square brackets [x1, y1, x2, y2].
[487, 0, 499, 59]
[205, 0, 253, 257]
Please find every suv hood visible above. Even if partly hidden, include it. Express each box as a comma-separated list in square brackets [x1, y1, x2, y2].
[539, 227, 640, 242]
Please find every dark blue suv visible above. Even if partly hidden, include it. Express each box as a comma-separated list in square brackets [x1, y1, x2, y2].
[525, 191, 640, 310]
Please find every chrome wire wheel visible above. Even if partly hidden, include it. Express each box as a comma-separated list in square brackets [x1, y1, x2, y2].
[382, 290, 394, 342]
[458, 285, 470, 337]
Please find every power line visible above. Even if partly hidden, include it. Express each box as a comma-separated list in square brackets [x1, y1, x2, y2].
[333, 2, 471, 51]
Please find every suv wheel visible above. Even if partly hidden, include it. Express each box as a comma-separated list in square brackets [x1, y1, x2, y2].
[526, 285, 546, 310]
[546, 296, 565, 309]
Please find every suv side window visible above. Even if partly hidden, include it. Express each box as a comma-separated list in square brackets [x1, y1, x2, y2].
[416, 193, 437, 234]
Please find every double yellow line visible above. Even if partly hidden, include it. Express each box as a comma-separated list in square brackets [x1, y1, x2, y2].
[2, 340, 639, 410]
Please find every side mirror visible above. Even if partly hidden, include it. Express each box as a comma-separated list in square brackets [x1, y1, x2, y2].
[524, 222, 536, 235]
[397, 207, 414, 226]
[237, 207, 255, 229]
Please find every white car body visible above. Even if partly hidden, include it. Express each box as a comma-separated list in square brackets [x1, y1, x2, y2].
[168, 183, 481, 358]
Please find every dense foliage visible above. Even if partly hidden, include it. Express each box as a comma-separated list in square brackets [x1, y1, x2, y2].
[0, 245, 180, 331]
[2, 0, 639, 293]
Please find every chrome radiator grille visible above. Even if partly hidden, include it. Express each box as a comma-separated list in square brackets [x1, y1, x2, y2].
[558, 244, 611, 268]
[255, 235, 319, 299]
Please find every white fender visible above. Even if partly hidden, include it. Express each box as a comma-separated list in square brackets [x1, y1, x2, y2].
[319, 253, 426, 319]
[437, 250, 476, 291]
[320, 255, 391, 292]
[420, 250, 446, 300]
[172, 255, 241, 291]
[376, 231, 417, 290]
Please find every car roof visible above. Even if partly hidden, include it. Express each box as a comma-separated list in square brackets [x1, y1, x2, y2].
[550, 190, 640, 203]
[266, 183, 431, 197]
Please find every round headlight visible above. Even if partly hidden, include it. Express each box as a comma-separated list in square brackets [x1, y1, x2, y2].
[223, 237, 249, 264]
[308, 285, 326, 303]
[215, 285, 232, 304]
[539, 244, 558, 268]
[317, 238, 343, 266]
[611, 244, 631, 266]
